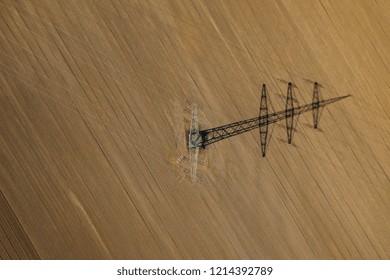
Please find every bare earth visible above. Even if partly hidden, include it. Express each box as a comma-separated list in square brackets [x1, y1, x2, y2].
[0, 0, 390, 259]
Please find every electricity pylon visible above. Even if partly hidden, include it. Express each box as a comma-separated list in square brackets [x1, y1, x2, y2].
[188, 82, 350, 157]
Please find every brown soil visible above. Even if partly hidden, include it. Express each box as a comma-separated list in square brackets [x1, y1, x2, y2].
[0, 0, 389, 259]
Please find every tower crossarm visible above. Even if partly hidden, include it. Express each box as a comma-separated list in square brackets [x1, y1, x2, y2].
[199, 95, 349, 147]
[200, 115, 262, 146]
[265, 94, 350, 126]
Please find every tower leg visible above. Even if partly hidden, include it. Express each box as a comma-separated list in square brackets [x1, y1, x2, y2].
[312, 82, 320, 129]
[286, 82, 294, 144]
[259, 84, 268, 157]
[188, 101, 201, 184]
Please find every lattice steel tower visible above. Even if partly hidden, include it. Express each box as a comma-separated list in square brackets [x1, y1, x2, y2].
[188, 82, 349, 157]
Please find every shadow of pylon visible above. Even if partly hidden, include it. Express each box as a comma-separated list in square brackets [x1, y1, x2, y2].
[303, 78, 325, 89]
[277, 78, 298, 88]
[303, 123, 324, 133]
[277, 137, 299, 148]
